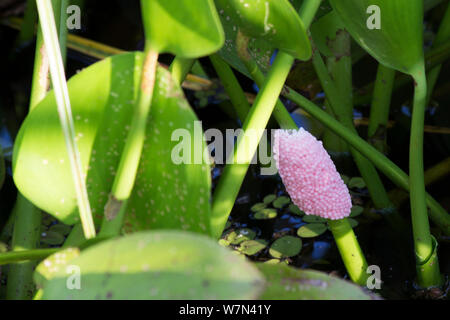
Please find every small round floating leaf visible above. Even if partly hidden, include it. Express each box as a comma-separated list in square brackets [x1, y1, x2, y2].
[256, 263, 379, 300]
[215, 0, 312, 60]
[263, 194, 277, 204]
[288, 204, 304, 216]
[251, 202, 267, 212]
[330, 0, 425, 76]
[48, 224, 72, 236]
[302, 215, 327, 223]
[269, 236, 302, 259]
[226, 228, 256, 245]
[348, 177, 366, 189]
[350, 205, 364, 218]
[273, 196, 291, 209]
[254, 208, 278, 220]
[41, 231, 265, 300]
[239, 239, 268, 256]
[297, 223, 328, 238]
[141, 0, 224, 58]
[264, 259, 281, 265]
[41, 231, 65, 246]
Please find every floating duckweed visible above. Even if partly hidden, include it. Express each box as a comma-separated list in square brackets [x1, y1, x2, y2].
[297, 223, 328, 238]
[348, 177, 366, 189]
[263, 194, 277, 204]
[288, 204, 304, 216]
[269, 236, 302, 259]
[239, 239, 268, 256]
[251, 202, 267, 212]
[254, 208, 278, 220]
[350, 205, 364, 218]
[273, 196, 291, 209]
[226, 228, 256, 245]
[302, 215, 327, 223]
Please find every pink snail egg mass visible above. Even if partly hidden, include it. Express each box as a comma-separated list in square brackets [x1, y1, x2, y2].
[273, 128, 352, 220]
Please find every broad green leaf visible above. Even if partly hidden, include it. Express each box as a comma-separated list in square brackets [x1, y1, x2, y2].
[297, 223, 327, 238]
[348, 177, 366, 189]
[34, 247, 80, 290]
[288, 203, 304, 216]
[41, 231, 265, 300]
[141, 0, 224, 58]
[269, 236, 302, 258]
[330, 0, 425, 76]
[256, 263, 379, 300]
[13, 52, 211, 235]
[215, 0, 311, 60]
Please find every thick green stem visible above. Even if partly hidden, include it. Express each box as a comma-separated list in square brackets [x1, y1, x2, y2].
[0, 248, 59, 266]
[210, 0, 322, 239]
[282, 87, 450, 235]
[211, 51, 295, 239]
[100, 44, 159, 237]
[410, 69, 441, 287]
[312, 48, 393, 210]
[36, 0, 95, 239]
[368, 64, 396, 153]
[426, 2, 450, 104]
[210, 54, 250, 123]
[169, 57, 195, 86]
[328, 219, 369, 285]
[6, 194, 42, 299]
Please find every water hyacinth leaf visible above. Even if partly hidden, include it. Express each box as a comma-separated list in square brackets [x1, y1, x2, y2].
[13, 52, 211, 235]
[239, 239, 268, 256]
[348, 218, 359, 228]
[253, 208, 278, 220]
[256, 263, 378, 300]
[250, 202, 267, 212]
[141, 0, 224, 58]
[34, 247, 80, 290]
[310, 10, 346, 57]
[273, 196, 290, 209]
[263, 194, 277, 204]
[302, 215, 327, 223]
[269, 236, 302, 258]
[215, 0, 311, 60]
[297, 223, 327, 238]
[226, 228, 256, 245]
[41, 231, 265, 300]
[350, 205, 364, 218]
[330, 0, 424, 76]
[348, 177, 366, 189]
[41, 231, 65, 246]
[48, 224, 72, 236]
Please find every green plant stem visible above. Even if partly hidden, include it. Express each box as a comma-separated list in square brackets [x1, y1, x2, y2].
[209, 54, 250, 123]
[0, 248, 59, 266]
[368, 64, 396, 153]
[169, 57, 195, 85]
[100, 43, 159, 237]
[354, 40, 450, 106]
[210, 0, 322, 239]
[281, 87, 450, 235]
[409, 69, 441, 287]
[36, 0, 95, 239]
[14, 0, 38, 48]
[5, 194, 42, 299]
[426, 2, 450, 104]
[424, 156, 450, 186]
[328, 219, 369, 285]
[312, 48, 393, 210]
